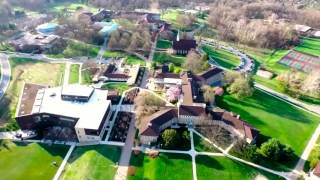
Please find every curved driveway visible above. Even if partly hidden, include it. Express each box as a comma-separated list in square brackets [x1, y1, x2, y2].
[0, 53, 10, 99]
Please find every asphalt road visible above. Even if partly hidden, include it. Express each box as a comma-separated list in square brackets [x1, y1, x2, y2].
[0, 53, 10, 99]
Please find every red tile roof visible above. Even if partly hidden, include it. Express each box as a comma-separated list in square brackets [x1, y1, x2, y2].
[179, 105, 206, 116]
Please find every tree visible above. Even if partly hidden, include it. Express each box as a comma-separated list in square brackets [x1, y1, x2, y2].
[258, 138, 294, 162]
[169, 63, 175, 72]
[161, 129, 179, 149]
[176, 14, 196, 29]
[303, 71, 320, 98]
[184, 50, 209, 73]
[227, 75, 253, 99]
[231, 139, 259, 162]
[202, 85, 216, 107]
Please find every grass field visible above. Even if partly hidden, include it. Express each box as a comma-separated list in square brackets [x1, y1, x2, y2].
[68, 64, 80, 84]
[104, 51, 145, 65]
[156, 39, 173, 49]
[294, 37, 320, 57]
[193, 133, 219, 152]
[202, 45, 240, 69]
[61, 145, 121, 180]
[196, 155, 284, 180]
[0, 140, 68, 180]
[0, 57, 65, 130]
[101, 82, 129, 94]
[129, 152, 193, 180]
[48, 40, 100, 59]
[153, 52, 186, 66]
[216, 90, 320, 166]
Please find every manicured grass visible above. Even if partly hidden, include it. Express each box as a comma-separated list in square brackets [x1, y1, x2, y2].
[243, 47, 290, 74]
[196, 155, 284, 180]
[294, 37, 320, 57]
[253, 75, 285, 93]
[193, 133, 219, 152]
[125, 55, 145, 66]
[101, 82, 129, 94]
[61, 145, 121, 180]
[129, 152, 193, 180]
[156, 39, 172, 49]
[68, 64, 80, 84]
[104, 50, 145, 65]
[48, 40, 100, 58]
[216, 90, 320, 158]
[202, 45, 240, 69]
[153, 52, 185, 66]
[0, 57, 65, 130]
[0, 140, 69, 180]
[81, 69, 92, 85]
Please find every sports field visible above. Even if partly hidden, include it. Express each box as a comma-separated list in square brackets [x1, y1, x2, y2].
[128, 152, 193, 180]
[60, 145, 122, 180]
[294, 37, 320, 57]
[279, 50, 320, 73]
[0, 140, 68, 180]
[196, 155, 284, 180]
[0, 57, 65, 130]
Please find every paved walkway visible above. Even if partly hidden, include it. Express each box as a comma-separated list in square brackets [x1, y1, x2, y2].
[190, 129, 290, 179]
[295, 124, 320, 172]
[0, 53, 11, 100]
[255, 83, 320, 115]
[114, 118, 136, 180]
[190, 130, 198, 180]
[53, 143, 76, 180]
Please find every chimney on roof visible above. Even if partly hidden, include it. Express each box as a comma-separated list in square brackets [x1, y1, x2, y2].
[237, 115, 240, 119]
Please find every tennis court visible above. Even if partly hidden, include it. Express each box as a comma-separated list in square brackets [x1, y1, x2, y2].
[278, 50, 320, 73]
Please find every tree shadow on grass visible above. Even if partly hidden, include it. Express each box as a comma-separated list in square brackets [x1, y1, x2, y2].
[195, 155, 224, 170]
[67, 145, 122, 164]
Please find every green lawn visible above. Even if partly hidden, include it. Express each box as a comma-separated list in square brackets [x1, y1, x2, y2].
[153, 52, 186, 66]
[202, 45, 240, 69]
[216, 90, 320, 167]
[0, 57, 65, 131]
[104, 50, 145, 65]
[125, 55, 146, 66]
[243, 47, 290, 74]
[101, 82, 129, 94]
[68, 64, 80, 84]
[60, 145, 121, 180]
[156, 39, 172, 49]
[48, 40, 100, 58]
[0, 140, 69, 180]
[294, 37, 320, 57]
[193, 133, 219, 153]
[196, 155, 284, 180]
[129, 152, 193, 180]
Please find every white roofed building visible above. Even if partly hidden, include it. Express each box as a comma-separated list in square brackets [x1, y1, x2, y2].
[16, 83, 112, 143]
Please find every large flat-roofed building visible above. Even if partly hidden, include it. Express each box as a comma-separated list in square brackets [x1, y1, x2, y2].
[10, 32, 65, 53]
[16, 83, 112, 143]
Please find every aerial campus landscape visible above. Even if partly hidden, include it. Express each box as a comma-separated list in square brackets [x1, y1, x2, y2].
[0, 0, 320, 180]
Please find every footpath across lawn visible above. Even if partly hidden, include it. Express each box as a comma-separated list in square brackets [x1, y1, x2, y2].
[128, 152, 193, 180]
[60, 145, 121, 180]
[196, 155, 284, 180]
[0, 140, 69, 180]
[216, 90, 320, 168]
